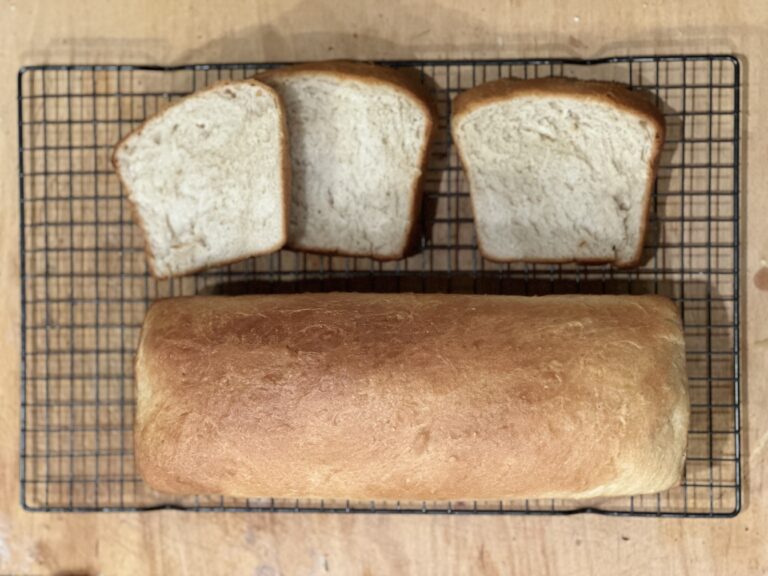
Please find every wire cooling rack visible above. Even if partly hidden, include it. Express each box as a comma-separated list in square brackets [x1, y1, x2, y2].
[18, 55, 741, 516]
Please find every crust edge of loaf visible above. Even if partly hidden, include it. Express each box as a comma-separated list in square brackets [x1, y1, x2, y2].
[111, 78, 291, 279]
[450, 77, 667, 268]
[257, 60, 438, 261]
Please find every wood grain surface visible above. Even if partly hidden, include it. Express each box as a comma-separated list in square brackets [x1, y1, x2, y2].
[0, 0, 766, 574]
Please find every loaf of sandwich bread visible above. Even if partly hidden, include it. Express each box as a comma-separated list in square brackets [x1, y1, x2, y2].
[135, 293, 689, 501]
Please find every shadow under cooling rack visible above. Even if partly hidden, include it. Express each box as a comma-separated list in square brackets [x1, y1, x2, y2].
[18, 55, 741, 516]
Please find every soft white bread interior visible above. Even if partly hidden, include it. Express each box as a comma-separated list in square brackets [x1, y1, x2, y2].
[113, 79, 289, 278]
[259, 62, 436, 259]
[451, 78, 665, 267]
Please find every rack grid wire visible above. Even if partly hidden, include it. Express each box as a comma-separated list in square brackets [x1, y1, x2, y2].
[18, 55, 741, 516]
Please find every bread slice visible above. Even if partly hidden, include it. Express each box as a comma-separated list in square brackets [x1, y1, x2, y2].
[112, 79, 289, 278]
[451, 78, 666, 267]
[258, 62, 436, 260]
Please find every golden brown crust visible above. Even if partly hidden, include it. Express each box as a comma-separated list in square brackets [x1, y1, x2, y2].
[259, 60, 435, 116]
[258, 61, 437, 260]
[451, 77, 666, 268]
[111, 78, 290, 279]
[284, 245, 406, 261]
[135, 293, 689, 501]
[452, 77, 665, 125]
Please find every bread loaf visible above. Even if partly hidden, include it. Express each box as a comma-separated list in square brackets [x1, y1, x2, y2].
[135, 293, 689, 501]
[451, 78, 665, 267]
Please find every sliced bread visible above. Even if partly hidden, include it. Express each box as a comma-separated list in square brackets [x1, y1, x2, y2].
[258, 62, 436, 260]
[451, 78, 666, 267]
[112, 79, 289, 278]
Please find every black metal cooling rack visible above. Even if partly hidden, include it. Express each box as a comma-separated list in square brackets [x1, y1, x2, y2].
[18, 55, 741, 516]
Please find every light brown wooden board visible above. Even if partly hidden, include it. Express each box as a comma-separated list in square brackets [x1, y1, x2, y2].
[0, 0, 767, 574]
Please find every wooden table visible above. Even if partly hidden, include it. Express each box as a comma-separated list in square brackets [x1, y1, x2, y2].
[0, 0, 766, 573]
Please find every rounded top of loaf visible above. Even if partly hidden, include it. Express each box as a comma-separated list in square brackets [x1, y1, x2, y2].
[259, 60, 436, 119]
[452, 77, 665, 137]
